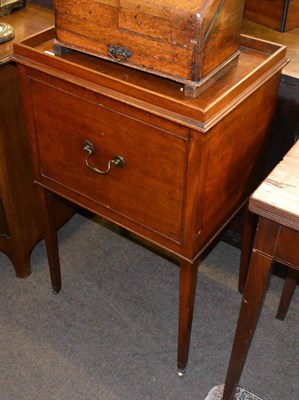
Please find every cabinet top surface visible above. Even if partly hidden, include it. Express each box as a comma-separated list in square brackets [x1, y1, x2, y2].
[0, 4, 54, 65]
[12, 28, 287, 131]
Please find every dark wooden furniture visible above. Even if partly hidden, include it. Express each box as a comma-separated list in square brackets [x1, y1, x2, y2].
[12, 29, 287, 374]
[222, 139, 299, 400]
[244, 0, 299, 32]
[0, 4, 74, 278]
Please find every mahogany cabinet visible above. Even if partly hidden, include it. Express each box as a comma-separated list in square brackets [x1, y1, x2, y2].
[0, 4, 74, 278]
[12, 29, 287, 372]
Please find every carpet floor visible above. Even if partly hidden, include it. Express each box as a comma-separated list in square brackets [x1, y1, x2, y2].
[0, 212, 298, 400]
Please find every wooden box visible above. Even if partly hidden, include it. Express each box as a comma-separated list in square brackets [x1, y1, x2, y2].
[244, 0, 299, 32]
[53, 0, 245, 98]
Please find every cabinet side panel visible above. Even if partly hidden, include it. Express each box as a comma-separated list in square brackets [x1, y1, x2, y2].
[191, 73, 281, 257]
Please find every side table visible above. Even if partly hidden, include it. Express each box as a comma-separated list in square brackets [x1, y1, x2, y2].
[222, 139, 299, 400]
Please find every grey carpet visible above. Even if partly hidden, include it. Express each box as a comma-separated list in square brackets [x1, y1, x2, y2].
[0, 212, 298, 400]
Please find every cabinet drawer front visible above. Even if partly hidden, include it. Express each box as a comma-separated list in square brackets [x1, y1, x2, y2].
[29, 78, 188, 243]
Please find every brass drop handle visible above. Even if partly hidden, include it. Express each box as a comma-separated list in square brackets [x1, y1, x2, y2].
[82, 140, 125, 175]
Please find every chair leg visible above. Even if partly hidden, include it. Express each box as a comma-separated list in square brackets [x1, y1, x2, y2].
[222, 249, 273, 400]
[276, 268, 298, 320]
[238, 207, 258, 293]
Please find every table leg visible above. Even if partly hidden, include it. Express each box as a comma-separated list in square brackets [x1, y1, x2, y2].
[40, 188, 62, 294]
[222, 248, 273, 400]
[177, 259, 198, 375]
[238, 207, 258, 293]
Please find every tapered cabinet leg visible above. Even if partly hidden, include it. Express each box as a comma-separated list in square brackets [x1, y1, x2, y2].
[40, 188, 62, 294]
[276, 268, 298, 320]
[177, 259, 198, 375]
[222, 250, 272, 400]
